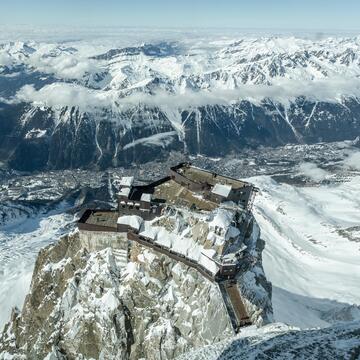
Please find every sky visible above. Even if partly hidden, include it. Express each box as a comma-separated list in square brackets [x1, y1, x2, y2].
[1, 0, 360, 31]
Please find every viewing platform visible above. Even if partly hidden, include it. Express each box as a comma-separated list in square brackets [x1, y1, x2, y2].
[77, 162, 258, 332]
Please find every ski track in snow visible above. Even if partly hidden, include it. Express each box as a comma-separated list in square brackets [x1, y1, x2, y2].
[0, 202, 74, 328]
[252, 175, 360, 329]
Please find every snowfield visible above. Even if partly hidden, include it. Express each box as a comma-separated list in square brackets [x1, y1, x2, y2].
[177, 321, 360, 360]
[0, 202, 74, 327]
[252, 175, 360, 328]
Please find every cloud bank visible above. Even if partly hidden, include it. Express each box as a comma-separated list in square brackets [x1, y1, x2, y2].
[27, 52, 101, 80]
[16, 83, 112, 110]
[298, 162, 329, 182]
[0, 52, 13, 67]
[343, 151, 360, 171]
[15, 75, 360, 111]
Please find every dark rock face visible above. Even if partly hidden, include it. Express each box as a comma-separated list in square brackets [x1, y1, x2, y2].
[1, 99, 360, 172]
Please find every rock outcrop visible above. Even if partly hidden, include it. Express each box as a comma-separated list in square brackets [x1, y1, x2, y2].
[0, 212, 272, 359]
[175, 321, 360, 360]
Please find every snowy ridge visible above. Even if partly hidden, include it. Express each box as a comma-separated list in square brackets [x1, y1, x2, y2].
[2, 36, 360, 170]
[0, 232, 235, 359]
[0, 37, 360, 106]
[176, 321, 360, 360]
[3, 36, 360, 107]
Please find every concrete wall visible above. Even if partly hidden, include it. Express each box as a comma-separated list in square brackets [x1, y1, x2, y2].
[118, 205, 162, 220]
[228, 185, 253, 208]
[205, 192, 224, 204]
[78, 222, 116, 232]
[170, 169, 205, 192]
[79, 230, 128, 253]
[205, 185, 254, 208]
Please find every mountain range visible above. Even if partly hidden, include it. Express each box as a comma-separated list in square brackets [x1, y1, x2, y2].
[1, 36, 360, 171]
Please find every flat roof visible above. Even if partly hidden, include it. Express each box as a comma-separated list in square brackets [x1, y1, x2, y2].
[153, 179, 218, 211]
[81, 210, 118, 229]
[212, 183, 232, 198]
[120, 176, 134, 187]
[119, 187, 131, 197]
[141, 193, 152, 202]
[174, 164, 248, 189]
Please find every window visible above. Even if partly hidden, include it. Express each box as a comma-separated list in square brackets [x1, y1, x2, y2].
[214, 225, 222, 236]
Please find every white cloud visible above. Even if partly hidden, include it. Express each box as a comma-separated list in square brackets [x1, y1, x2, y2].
[343, 151, 360, 170]
[16, 83, 113, 110]
[27, 52, 100, 80]
[298, 162, 329, 182]
[0, 51, 12, 66]
[15, 75, 360, 112]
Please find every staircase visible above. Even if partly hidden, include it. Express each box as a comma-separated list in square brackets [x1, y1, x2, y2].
[112, 248, 128, 268]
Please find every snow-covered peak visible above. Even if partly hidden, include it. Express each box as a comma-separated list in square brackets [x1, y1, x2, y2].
[3, 35, 360, 106]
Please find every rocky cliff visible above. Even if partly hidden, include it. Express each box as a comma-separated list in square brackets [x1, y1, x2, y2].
[2, 100, 360, 172]
[0, 211, 272, 359]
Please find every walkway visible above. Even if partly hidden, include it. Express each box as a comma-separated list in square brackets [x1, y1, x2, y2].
[127, 230, 251, 332]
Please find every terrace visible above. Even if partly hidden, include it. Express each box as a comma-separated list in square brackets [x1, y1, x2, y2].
[153, 179, 218, 211]
[76, 163, 256, 332]
[78, 209, 118, 232]
[172, 163, 249, 190]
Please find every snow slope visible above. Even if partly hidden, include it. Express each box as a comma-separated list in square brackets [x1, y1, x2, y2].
[252, 175, 360, 328]
[0, 202, 74, 327]
[177, 321, 360, 360]
[4, 36, 360, 106]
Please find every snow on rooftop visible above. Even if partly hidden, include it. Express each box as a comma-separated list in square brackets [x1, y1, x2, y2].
[120, 176, 134, 187]
[137, 218, 220, 275]
[207, 208, 239, 245]
[118, 187, 131, 197]
[141, 193, 152, 202]
[139, 221, 158, 240]
[211, 183, 232, 198]
[156, 227, 176, 248]
[209, 208, 235, 231]
[172, 233, 200, 259]
[201, 248, 217, 259]
[117, 215, 143, 231]
[222, 253, 238, 264]
[199, 253, 219, 275]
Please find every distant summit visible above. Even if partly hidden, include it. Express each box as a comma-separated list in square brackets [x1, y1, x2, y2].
[1, 36, 360, 171]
